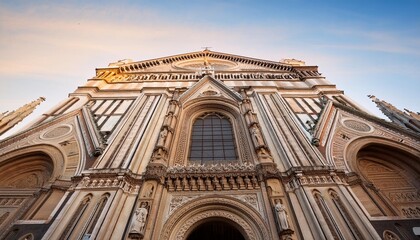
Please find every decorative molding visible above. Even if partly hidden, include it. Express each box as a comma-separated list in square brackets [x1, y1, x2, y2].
[73, 169, 142, 193]
[0, 197, 25, 207]
[160, 195, 270, 240]
[175, 210, 257, 240]
[41, 124, 72, 139]
[401, 207, 420, 218]
[99, 72, 301, 83]
[113, 51, 294, 73]
[342, 119, 372, 133]
[166, 163, 259, 192]
[168, 195, 199, 216]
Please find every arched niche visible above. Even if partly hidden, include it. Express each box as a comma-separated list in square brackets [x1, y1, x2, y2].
[345, 138, 420, 217]
[0, 144, 66, 186]
[160, 195, 270, 240]
[0, 153, 53, 188]
[345, 137, 420, 173]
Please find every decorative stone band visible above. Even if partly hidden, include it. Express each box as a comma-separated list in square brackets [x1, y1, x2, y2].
[73, 170, 142, 193]
[0, 198, 25, 206]
[281, 167, 348, 190]
[401, 207, 420, 218]
[165, 174, 260, 192]
[167, 162, 255, 173]
[166, 163, 259, 192]
[95, 72, 300, 83]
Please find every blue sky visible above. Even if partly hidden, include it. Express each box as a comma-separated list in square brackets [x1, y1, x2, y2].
[1, 0, 419, 136]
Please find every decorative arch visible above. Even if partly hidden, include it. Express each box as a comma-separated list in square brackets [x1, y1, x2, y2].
[344, 137, 420, 218]
[344, 136, 420, 173]
[160, 195, 270, 240]
[0, 144, 66, 185]
[172, 99, 253, 166]
[0, 154, 53, 188]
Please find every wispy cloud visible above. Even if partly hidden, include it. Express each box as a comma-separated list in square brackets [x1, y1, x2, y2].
[320, 27, 420, 56]
[0, 0, 419, 122]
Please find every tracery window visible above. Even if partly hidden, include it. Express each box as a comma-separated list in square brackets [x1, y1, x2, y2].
[188, 112, 237, 163]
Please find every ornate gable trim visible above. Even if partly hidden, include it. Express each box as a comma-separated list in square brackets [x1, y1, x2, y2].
[177, 75, 243, 105]
[116, 51, 294, 73]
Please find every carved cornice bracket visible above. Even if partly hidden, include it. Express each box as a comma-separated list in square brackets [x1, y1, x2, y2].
[144, 164, 167, 184]
[256, 162, 279, 181]
[281, 166, 347, 190]
[72, 169, 142, 193]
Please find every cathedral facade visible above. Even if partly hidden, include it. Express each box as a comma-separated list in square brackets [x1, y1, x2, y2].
[0, 50, 419, 240]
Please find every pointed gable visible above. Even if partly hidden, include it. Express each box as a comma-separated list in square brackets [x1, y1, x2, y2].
[178, 75, 243, 106]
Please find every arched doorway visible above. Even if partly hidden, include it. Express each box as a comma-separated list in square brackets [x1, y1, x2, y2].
[187, 220, 245, 240]
[160, 195, 271, 240]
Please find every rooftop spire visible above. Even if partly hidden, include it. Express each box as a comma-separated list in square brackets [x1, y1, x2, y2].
[0, 97, 45, 136]
[368, 95, 420, 133]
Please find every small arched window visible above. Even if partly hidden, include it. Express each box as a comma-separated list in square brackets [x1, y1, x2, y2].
[189, 112, 237, 163]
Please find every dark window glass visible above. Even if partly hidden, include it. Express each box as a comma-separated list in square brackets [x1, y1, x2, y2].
[189, 113, 238, 163]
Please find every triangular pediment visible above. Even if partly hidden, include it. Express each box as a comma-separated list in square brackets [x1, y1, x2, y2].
[178, 75, 243, 105]
[111, 51, 294, 74]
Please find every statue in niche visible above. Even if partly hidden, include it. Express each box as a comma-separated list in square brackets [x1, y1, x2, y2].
[157, 128, 168, 146]
[250, 124, 265, 147]
[274, 200, 290, 232]
[143, 185, 154, 198]
[129, 202, 149, 238]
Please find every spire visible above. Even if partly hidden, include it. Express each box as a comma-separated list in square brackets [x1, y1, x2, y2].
[368, 95, 420, 133]
[0, 97, 45, 136]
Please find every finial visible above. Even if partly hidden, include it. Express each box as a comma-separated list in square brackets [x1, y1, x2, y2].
[201, 47, 212, 52]
[368, 95, 378, 102]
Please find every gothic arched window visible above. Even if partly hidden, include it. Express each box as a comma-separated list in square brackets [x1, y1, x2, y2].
[189, 112, 238, 163]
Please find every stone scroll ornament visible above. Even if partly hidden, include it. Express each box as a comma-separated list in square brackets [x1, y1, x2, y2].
[129, 202, 149, 239]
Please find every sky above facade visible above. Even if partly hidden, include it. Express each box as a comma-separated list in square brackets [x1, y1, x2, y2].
[1, 0, 419, 137]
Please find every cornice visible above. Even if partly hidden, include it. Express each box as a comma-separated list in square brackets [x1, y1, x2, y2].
[98, 50, 319, 76]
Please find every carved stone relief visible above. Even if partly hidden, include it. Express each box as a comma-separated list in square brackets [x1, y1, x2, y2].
[383, 230, 401, 240]
[41, 124, 72, 139]
[168, 195, 199, 216]
[342, 119, 372, 133]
